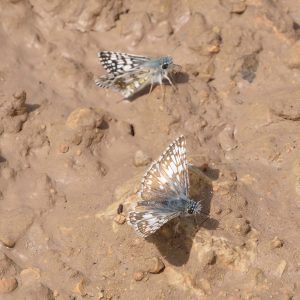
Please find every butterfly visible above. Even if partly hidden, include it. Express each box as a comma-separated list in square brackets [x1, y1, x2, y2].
[95, 51, 180, 99]
[127, 135, 202, 237]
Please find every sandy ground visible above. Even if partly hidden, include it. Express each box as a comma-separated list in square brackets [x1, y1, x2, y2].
[0, 0, 300, 299]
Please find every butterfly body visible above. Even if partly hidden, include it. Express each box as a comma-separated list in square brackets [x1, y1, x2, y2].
[95, 52, 177, 98]
[127, 136, 202, 237]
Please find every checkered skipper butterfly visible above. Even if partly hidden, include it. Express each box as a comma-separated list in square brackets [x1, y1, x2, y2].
[95, 51, 180, 99]
[127, 136, 202, 237]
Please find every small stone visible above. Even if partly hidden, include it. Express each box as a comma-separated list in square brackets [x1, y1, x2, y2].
[133, 271, 144, 281]
[13, 90, 26, 100]
[20, 268, 41, 286]
[275, 260, 287, 278]
[191, 275, 212, 296]
[199, 250, 216, 266]
[198, 278, 211, 295]
[0, 208, 34, 247]
[147, 256, 165, 274]
[134, 150, 151, 167]
[235, 220, 251, 235]
[0, 237, 15, 248]
[59, 144, 69, 153]
[214, 207, 222, 215]
[66, 108, 105, 130]
[225, 208, 232, 215]
[71, 134, 82, 145]
[218, 125, 237, 152]
[114, 214, 126, 225]
[53, 290, 59, 297]
[117, 204, 123, 214]
[270, 237, 284, 249]
[247, 268, 266, 286]
[286, 41, 300, 69]
[73, 279, 86, 296]
[0, 277, 18, 294]
[231, 2, 247, 14]
[1, 167, 15, 180]
[49, 188, 56, 195]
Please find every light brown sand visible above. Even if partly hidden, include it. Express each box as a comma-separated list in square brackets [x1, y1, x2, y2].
[0, 0, 300, 299]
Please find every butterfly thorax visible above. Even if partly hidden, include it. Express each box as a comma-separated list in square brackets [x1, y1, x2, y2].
[142, 56, 173, 71]
[137, 197, 201, 216]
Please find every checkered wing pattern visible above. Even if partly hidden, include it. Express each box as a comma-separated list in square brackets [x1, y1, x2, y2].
[140, 135, 189, 201]
[127, 203, 180, 237]
[95, 68, 152, 98]
[97, 51, 150, 76]
[127, 136, 190, 237]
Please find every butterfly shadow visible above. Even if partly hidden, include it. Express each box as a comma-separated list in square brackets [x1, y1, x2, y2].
[146, 164, 219, 266]
[26, 103, 40, 113]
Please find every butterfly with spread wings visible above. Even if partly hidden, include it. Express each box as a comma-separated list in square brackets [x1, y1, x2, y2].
[127, 136, 202, 237]
[95, 51, 180, 99]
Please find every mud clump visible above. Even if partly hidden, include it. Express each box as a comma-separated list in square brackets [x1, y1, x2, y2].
[0, 277, 18, 294]
[0, 91, 28, 134]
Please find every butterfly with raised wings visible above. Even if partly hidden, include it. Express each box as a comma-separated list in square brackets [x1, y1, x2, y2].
[127, 135, 202, 237]
[95, 51, 180, 99]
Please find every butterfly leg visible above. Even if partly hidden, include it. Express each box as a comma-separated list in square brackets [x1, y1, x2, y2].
[165, 74, 177, 92]
[159, 83, 166, 101]
[174, 218, 181, 236]
[148, 77, 154, 96]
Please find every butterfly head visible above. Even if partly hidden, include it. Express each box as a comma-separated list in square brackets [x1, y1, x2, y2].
[186, 200, 202, 215]
[160, 56, 173, 71]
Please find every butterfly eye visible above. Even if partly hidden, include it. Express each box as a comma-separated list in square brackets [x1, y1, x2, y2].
[187, 208, 194, 214]
[162, 63, 169, 70]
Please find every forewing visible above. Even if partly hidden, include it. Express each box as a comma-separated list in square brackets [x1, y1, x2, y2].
[97, 51, 150, 76]
[140, 135, 189, 201]
[127, 202, 180, 237]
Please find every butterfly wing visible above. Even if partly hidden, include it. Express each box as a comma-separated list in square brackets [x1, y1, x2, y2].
[127, 201, 180, 237]
[95, 68, 153, 98]
[97, 51, 150, 76]
[140, 135, 189, 201]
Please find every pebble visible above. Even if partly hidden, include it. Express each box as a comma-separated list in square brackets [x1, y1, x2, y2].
[234, 220, 251, 236]
[147, 256, 165, 274]
[66, 107, 105, 130]
[134, 150, 151, 167]
[0, 237, 15, 248]
[0, 277, 18, 294]
[1, 167, 16, 180]
[0, 208, 34, 248]
[114, 214, 126, 225]
[270, 237, 284, 249]
[20, 267, 41, 286]
[270, 91, 300, 121]
[214, 207, 222, 215]
[59, 144, 69, 153]
[73, 279, 86, 296]
[286, 40, 300, 68]
[133, 271, 144, 281]
[275, 260, 287, 278]
[199, 250, 216, 266]
[218, 125, 237, 152]
[247, 268, 266, 286]
[231, 2, 247, 14]
[117, 204, 123, 214]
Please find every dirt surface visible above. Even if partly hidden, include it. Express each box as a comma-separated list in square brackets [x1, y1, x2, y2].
[0, 0, 300, 299]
